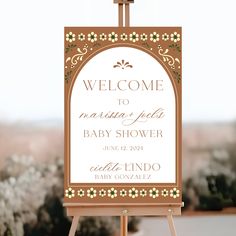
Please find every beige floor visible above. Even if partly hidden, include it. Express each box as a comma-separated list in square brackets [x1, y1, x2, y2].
[129, 215, 236, 236]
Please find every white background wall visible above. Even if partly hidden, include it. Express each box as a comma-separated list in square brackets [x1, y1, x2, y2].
[0, 0, 236, 122]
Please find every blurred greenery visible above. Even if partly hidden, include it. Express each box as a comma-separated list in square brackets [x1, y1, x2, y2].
[183, 141, 236, 212]
[0, 122, 236, 235]
[0, 156, 141, 236]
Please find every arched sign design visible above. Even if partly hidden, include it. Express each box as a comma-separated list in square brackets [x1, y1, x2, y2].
[64, 27, 181, 205]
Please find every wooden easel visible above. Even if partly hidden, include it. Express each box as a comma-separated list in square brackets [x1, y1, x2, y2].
[65, 203, 182, 236]
[65, 1, 181, 235]
[115, 0, 133, 27]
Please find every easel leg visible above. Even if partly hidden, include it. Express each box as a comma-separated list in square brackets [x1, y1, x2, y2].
[120, 216, 128, 236]
[69, 216, 79, 236]
[118, 4, 124, 27]
[125, 3, 130, 26]
[167, 214, 177, 236]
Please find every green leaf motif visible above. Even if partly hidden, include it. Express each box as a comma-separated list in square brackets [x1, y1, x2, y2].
[65, 44, 77, 53]
[173, 71, 181, 83]
[65, 71, 72, 83]
[169, 44, 181, 53]
[142, 42, 151, 49]
[92, 42, 101, 48]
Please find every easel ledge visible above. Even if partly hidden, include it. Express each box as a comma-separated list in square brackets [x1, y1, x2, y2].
[64, 203, 182, 216]
[64, 203, 182, 236]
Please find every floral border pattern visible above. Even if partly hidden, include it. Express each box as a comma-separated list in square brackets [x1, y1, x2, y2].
[65, 31, 180, 44]
[64, 187, 181, 200]
[65, 29, 181, 84]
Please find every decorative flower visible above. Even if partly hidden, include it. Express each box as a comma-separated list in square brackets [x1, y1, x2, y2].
[150, 32, 159, 42]
[140, 189, 147, 197]
[99, 189, 106, 197]
[120, 189, 127, 197]
[99, 33, 107, 41]
[149, 188, 159, 198]
[170, 32, 180, 42]
[108, 32, 118, 42]
[78, 33, 85, 41]
[162, 33, 169, 41]
[129, 32, 139, 42]
[87, 188, 97, 198]
[65, 187, 75, 198]
[108, 188, 117, 198]
[88, 32, 97, 43]
[66, 32, 76, 43]
[78, 189, 85, 197]
[140, 33, 148, 41]
[170, 188, 180, 198]
[129, 188, 138, 198]
[161, 189, 168, 197]
[120, 33, 128, 41]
